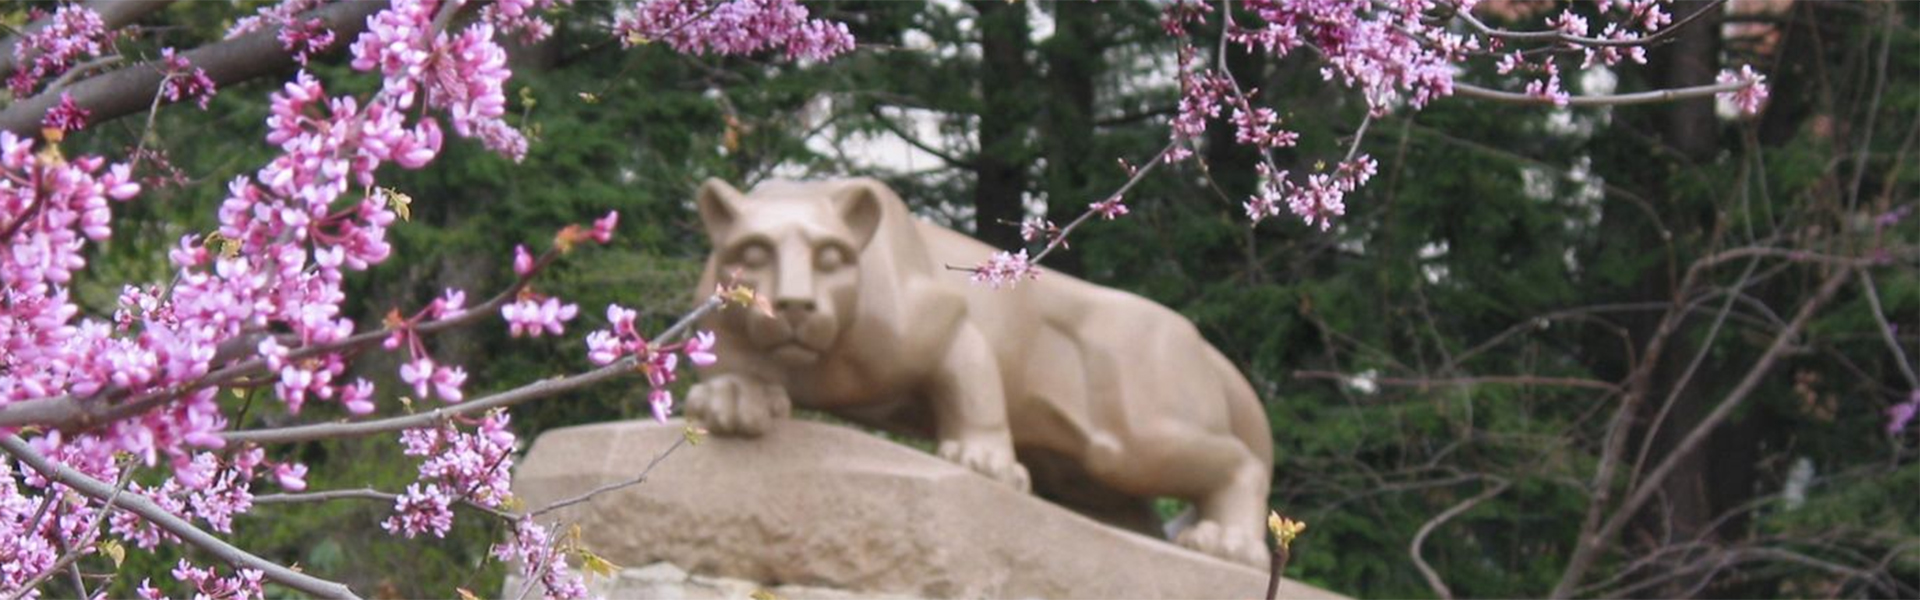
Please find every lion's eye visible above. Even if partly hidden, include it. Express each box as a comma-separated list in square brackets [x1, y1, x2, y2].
[816, 246, 847, 271]
[736, 244, 772, 268]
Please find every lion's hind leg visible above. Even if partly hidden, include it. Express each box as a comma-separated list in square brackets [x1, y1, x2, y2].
[1086, 425, 1271, 567]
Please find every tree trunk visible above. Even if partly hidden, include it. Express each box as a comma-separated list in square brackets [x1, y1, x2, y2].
[969, 0, 1035, 251]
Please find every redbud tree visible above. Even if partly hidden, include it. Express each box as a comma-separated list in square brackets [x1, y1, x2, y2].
[0, 1, 1775, 598]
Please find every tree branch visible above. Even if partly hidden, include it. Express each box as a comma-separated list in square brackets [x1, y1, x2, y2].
[1410, 477, 1510, 600]
[0, 0, 387, 136]
[1552, 268, 1854, 597]
[0, 434, 362, 600]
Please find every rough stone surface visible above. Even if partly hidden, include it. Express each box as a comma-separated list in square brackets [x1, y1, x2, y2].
[512, 419, 1346, 600]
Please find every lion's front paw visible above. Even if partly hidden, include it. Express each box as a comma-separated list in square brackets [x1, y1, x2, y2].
[1174, 520, 1268, 567]
[685, 374, 792, 437]
[936, 439, 1031, 493]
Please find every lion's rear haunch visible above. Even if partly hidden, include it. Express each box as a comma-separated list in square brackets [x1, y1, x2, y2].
[687, 178, 1275, 567]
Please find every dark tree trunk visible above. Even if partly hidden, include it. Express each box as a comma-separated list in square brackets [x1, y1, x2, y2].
[969, 0, 1035, 251]
[1039, 0, 1102, 276]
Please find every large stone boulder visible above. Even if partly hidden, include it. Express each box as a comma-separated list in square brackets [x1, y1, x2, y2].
[512, 419, 1344, 600]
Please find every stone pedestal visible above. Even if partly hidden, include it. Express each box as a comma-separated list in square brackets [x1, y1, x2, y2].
[511, 419, 1344, 600]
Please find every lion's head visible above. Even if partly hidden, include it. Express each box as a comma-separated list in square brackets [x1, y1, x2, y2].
[696, 178, 884, 366]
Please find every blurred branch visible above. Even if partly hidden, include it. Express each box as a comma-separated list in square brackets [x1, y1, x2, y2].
[1292, 370, 1621, 392]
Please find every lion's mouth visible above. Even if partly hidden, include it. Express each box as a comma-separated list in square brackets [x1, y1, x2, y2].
[769, 341, 821, 364]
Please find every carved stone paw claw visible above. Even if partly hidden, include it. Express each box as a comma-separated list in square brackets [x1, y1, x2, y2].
[1174, 520, 1268, 567]
[686, 375, 792, 437]
[936, 439, 1031, 493]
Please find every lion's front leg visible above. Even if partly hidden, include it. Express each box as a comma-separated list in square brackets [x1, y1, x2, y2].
[686, 373, 792, 437]
[927, 325, 1031, 493]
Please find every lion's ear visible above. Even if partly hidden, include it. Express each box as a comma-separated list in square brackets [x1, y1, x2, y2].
[697, 178, 747, 241]
[831, 179, 886, 250]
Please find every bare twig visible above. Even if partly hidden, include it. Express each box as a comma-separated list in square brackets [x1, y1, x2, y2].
[533, 435, 687, 517]
[1292, 370, 1621, 392]
[1552, 268, 1853, 596]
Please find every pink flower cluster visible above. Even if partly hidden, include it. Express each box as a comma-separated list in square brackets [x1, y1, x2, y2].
[134, 559, 266, 600]
[586, 305, 717, 421]
[350, 0, 532, 161]
[1716, 66, 1770, 117]
[158, 48, 218, 110]
[1228, 0, 1476, 116]
[615, 0, 855, 61]
[382, 411, 518, 538]
[494, 516, 590, 600]
[1245, 156, 1377, 231]
[107, 447, 306, 551]
[7, 4, 112, 96]
[969, 250, 1041, 290]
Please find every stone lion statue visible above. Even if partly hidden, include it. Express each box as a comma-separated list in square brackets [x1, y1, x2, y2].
[686, 178, 1274, 566]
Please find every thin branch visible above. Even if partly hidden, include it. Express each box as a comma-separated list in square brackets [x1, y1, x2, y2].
[532, 435, 687, 517]
[866, 104, 975, 169]
[223, 295, 724, 446]
[1292, 370, 1621, 393]
[1858, 269, 1920, 389]
[254, 487, 517, 520]
[1410, 477, 1510, 600]
[1452, 79, 1750, 108]
[0, 435, 362, 600]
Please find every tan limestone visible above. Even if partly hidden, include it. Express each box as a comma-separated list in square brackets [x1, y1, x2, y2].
[512, 419, 1345, 600]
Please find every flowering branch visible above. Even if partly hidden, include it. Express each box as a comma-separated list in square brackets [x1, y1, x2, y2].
[0, 0, 384, 136]
[0, 434, 362, 600]
[0, 243, 570, 432]
[222, 295, 724, 446]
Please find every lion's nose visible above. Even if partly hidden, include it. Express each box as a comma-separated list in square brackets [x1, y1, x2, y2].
[775, 296, 816, 314]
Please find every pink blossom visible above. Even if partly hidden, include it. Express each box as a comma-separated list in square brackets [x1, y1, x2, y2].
[382, 483, 454, 538]
[591, 210, 620, 243]
[1019, 217, 1057, 243]
[274, 462, 309, 491]
[502, 296, 579, 337]
[400, 356, 436, 398]
[649, 388, 674, 422]
[7, 5, 111, 96]
[514, 244, 535, 276]
[615, 0, 855, 61]
[1717, 66, 1769, 117]
[159, 48, 219, 109]
[686, 330, 718, 366]
[970, 250, 1040, 289]
[41, 93, 91, 132]
[1091, 196, 1130, 220]
[494, 518, 589, 600]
